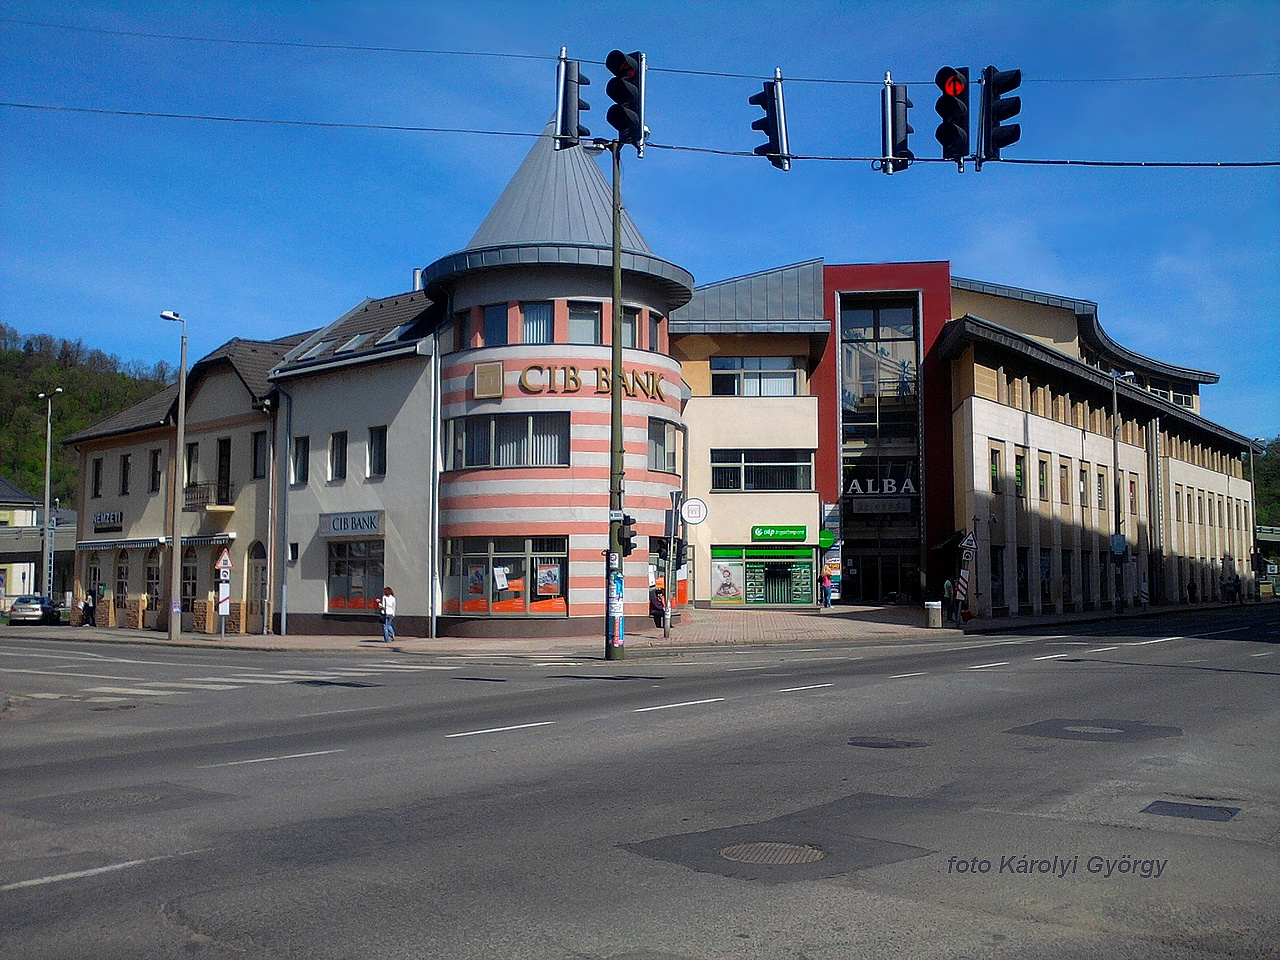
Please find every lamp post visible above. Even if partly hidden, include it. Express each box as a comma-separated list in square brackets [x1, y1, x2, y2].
[161, 311, 188, 641]
[1111, 370, 1134, 613]
[37, 387, 63, 598]
[1249, 438, 1265, 600]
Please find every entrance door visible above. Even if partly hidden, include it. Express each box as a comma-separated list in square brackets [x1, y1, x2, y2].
[246, 541, 267, 633]
[763, 563, 791, 603]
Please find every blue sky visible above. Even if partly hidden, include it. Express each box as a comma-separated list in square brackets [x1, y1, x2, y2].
[2, 1, 1277, 438]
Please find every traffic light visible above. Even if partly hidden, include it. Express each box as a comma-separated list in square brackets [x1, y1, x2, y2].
[933, 66, 970, 162]
[981, 65, 1021, 161]
[880, 80, 913, 173]
[619, 514, 637, 557]
[749, 69, 790, 171]
[554, 55, 590, 150]
[652, 536, 669, 563]
[605, 49, 646, 153]
[673, 538, 686, 569]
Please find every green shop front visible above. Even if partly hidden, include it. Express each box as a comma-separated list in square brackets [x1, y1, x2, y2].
[710, 525, 816, 606]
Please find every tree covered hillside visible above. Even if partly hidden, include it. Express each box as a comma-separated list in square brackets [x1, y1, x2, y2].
[0, 323, 172, 509]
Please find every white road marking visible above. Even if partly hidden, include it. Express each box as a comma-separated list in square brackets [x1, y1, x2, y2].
[1251, 652, 1273, 658]
[81, 686, 175, 696]
[86, 696, 126, 703]
[1087, 646, 1119, 653]
[28, 692, 64, 699]
[144, 681, 242, 691]
[634, 698, 725, 713]
[1, 850, 211, 891]
[0, 668, 144, 681]
[1034, 653, 1069, 661]
[445, 721, 556, 738]
[889, 672, 927, 679]
[779, 683, 834, 692]
[191, 676, 294, 685]
[1130, 637, 1181, 645]
[968, 662, 1009, 670]
[200, 749, 345, 768]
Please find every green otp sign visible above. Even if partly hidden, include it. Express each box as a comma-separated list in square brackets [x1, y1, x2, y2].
[751, 525, 807, 542]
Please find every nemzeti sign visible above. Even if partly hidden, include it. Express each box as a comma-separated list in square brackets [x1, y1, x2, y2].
[318, 510, 385, 538]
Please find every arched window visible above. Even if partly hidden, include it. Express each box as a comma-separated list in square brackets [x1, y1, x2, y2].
[144, 547, 161, 607]
[181, 546, 197, 613]
[248, 541, 268, 616]
[115, 550, 130, 610]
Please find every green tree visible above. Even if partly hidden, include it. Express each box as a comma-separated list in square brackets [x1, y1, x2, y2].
[1253, 435, 1280, 528]
[0, 322, 172, 509]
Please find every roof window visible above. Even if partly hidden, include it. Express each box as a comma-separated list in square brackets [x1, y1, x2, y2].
[335, 332, 376, 354]
[297, 339, 334, 361]
[376, 322, 416, 346]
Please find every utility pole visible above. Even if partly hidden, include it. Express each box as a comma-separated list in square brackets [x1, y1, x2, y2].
[162, 311, 188, 641]
[1112, 370, 1128, 613]
[605, 138, 626, 660]
[38, 388, 62, 598]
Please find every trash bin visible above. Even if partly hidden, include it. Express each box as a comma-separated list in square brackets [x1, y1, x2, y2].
[925, 600, 942, 629]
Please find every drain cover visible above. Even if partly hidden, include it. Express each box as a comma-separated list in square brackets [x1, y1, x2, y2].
[1143, 800, 1240, 822]
[848, 737, 928, 749]
[56, 791, 165, 812]
[719, 842, 825, 866]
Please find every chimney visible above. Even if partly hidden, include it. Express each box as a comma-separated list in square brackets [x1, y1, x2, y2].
[413, 268, 423, 292]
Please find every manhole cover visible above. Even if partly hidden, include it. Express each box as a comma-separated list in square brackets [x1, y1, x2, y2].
[848, 737, 929, 749]
[56, 791, 164, 811]
[719, 842, 825, 866]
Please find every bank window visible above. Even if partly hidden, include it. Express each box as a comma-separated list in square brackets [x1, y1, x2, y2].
[483, 304, 508, 346]
[292, 436, 310, 485]
[119, 454, 131, 496]
[711, 449, 812, 491]
[446, 413, 570, 470]
[619, 306, 639, 348]
[649, 419, 677, 473]
[442, 536, 569, 618]
[150, 448, 163, 492]
[989, 447, 1003, 494]
[649, 312, 663, 352]
[711, 356, 800, 397]
[327, 540, 385, 612]
[368, 425, 387, 477]
[521, 301, 553, 345]
[252, 431, 268, 480]
[330, 431, 348, 481]
[568, 301, 602, 344]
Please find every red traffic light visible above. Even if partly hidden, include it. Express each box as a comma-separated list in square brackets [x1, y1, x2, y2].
[944, 74, 966, 97]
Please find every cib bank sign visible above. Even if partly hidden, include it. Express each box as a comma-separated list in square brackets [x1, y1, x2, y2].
[318, 510, 385, 538]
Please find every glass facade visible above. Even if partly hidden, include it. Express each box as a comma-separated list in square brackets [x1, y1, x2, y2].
[839, 294, 921, 604]
[441, 537, 569, 617]
[327, 540, 385, 612]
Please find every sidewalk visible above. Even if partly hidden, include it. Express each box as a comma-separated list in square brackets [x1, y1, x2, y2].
[4, 598, 1268, 658]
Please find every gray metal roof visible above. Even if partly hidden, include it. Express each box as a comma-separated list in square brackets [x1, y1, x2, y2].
[951, 275, 1218, 385]
[0, 476, 40, 505]
[670, 259, 826, 333]
[421, 124, 693, 311]
[271, 290, 435, 380]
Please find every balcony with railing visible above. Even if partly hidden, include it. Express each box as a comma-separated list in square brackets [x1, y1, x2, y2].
[183, 482, 235, 513]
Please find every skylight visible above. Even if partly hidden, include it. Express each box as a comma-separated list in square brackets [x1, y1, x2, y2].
[297, 339, 334, 361]
[335, 332, 376, 354]
[376, 322, 416, 346]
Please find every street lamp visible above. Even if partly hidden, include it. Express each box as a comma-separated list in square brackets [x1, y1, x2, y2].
[1249, 438, 1265, 600]
[37, 387, 63, 598]
[161, 310, 188, 641]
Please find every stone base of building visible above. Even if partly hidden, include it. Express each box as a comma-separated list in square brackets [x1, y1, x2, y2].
[437, 615, 602, 638]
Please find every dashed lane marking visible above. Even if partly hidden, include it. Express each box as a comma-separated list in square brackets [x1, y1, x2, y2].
[144, 681, 243, 691]
[445, 721, 557, 738]
[778, 683, 834, 692]
[889, 672, 927, 679]
[634, 698, 725, 713]
[1087, 646, 1119, 653]
[1034, 653, 1070, 660]
[968, 662, 1009, 670]
[1, 850, 212, 891]
[199, 749, 345, 768]
[1130, 637, 1182, 645]
[81, 686, 175, 696]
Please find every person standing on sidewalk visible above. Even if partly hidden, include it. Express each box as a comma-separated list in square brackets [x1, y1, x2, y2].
[942, 578, 954, 625]
[82, 589, 96, 627]
[378, 586, 396, 642]
[820, 571, 832, 609]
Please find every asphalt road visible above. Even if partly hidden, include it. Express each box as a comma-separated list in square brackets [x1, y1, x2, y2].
[2, 607, 1278, 959]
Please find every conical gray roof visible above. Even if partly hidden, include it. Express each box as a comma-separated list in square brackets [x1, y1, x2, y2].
[466, 122, 651, 253]
[421, 124, 693, 310]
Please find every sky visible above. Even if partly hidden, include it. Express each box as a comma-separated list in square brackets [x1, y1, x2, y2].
[2, 1, 1277, 439]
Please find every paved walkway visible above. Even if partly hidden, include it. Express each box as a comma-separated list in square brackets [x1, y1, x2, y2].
[3, 599, 1269, 658]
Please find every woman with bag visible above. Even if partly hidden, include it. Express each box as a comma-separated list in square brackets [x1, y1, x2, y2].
[378, 586, 396, 642]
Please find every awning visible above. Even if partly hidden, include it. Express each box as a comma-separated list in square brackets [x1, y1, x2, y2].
[76, 538, 163, 552]
[181, 533, 236, 546]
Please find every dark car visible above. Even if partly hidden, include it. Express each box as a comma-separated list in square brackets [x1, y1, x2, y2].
[7, 595, 60, 625]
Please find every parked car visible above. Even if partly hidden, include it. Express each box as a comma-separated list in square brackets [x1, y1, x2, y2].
[7, 595, 61, 625]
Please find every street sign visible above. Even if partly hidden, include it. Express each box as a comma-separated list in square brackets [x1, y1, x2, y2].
[218, 568, 231, 583]
[962, 548, 975, 564]
[217, 581, 230, 616]
[818, 530, 835, 549]
[216, 548, 234, 571]
[680, 498, 708, 525]
[1111, 534, 1127, 556]
[609, 510, 624, 521]
[960, 532, 977, 550]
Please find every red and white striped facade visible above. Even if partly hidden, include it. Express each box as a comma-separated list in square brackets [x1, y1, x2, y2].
[439, 342, 684, 624]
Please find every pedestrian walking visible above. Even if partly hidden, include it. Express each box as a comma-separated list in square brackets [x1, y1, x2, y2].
[942, 578, 954, 624]
[82, 590, 96, 627]
[820, 571, 833, 609]
[378, 586, 396, 642]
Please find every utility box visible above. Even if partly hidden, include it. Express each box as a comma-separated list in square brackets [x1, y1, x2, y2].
[926, 600, 943, 629]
